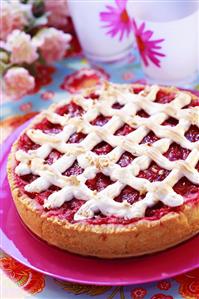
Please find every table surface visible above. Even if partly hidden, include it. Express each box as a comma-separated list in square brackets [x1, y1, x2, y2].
[1, 50, 199, 299]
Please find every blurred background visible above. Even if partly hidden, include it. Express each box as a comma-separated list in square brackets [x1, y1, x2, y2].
[0, 0, 199, 134]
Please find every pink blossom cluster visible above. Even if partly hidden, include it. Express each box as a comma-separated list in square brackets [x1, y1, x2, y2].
[32, 28, 71, 64]
[4, 67, 35, 99]
[0, 0, 30, 41]
[1, 0, 71, 100]
[44, 0, 69, 28]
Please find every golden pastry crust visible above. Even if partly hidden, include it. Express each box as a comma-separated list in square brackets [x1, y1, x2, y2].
[7, 84, 199, 258]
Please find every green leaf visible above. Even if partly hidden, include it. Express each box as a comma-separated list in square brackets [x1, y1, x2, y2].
[54, 279, 112, 296]
[194, 84, 199, 91]
[32, 0, 45, 18]
[0, 61, 9, 75]
[20, 0, 29, 3]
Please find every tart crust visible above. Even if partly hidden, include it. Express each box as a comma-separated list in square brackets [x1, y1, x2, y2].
[7, 84, 199, 258]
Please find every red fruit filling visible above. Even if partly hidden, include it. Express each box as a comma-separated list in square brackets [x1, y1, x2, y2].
[185, 125, 199, 142]
[137, 109, 149, 118]
[133, 87, 144, 94]
[138, 162, 170, 182]
[45, 199, 85, 222]
[174, 177, 199, 201]
[67, 132, 86, 143]
[14, 90, 199, 224]
[117, 151, 135, 167]
[164, 143, 190, 161]
[18, 134, 40, 152]
[34, 186, 60, 206]
[56, 102, 83, 117]
[90, 115, 110, 126]
[86, 173, 114, 192]
[140, 131, 159, 144]
[155, 90, 176, 104]
[114, 186, 144, 205]
[184, 98, 199, 108]
[115, 124, 134, 136]
[162, 117, 178, 126]
[112, 103, 124, 109]
[63, 161, 83, 176]
[46, 150, 62, 165]
[85, 92, 100, 100]
[34, 118, 62, 134]
[92, 141, 113, 155]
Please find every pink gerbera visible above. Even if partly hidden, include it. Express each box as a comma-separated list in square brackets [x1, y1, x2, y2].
[100, 0, 132, 41]
[132, 19, 165, 68]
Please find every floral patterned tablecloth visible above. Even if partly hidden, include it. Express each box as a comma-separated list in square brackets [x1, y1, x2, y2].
[1, 51, 199, 299]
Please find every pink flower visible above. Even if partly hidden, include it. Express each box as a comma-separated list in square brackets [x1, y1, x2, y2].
[132, 19, 165, 68]
[7, 30, 38, 64]
[0, 2, 12, 41]
[44, 0, 69, 28]
[122, 71, 134, 81]
[157, 280, 171, 291]
[131, 287, 147, 299]
[100, 0, 132, 41]
[0, 1, 29, 40]
[20, 102, 33, 113]
[32, 28, 71, 64]
[41, 91, 54, 101]
[4, 67, 35, 100]
[60, 68, 110, 93]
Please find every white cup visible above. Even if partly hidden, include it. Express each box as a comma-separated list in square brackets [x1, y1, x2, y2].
[128, 1, 199, 85]
[68, 0, 134, 63]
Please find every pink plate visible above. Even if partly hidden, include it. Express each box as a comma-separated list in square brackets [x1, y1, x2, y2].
[1, 120, 199, 286]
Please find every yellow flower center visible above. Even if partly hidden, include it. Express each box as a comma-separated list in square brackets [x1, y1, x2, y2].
[136, 35, 145, 53]
[120, 9, 129, 24]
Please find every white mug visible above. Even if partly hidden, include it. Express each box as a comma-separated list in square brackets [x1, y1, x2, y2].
[128, 1, 199, 85]
[68, 0, 134, 63]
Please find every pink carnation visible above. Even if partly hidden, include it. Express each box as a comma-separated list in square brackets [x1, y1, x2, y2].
[0, 2, 12, 41]
[33, 28, 71, 64]
[0, 1, 29, 41]
[44, 0, 69, 28]
[4, 67, 35, 100]
[7, 30, 38, 64]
